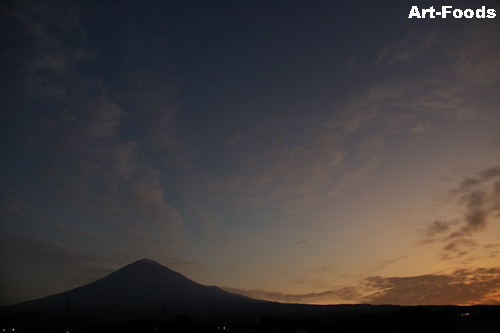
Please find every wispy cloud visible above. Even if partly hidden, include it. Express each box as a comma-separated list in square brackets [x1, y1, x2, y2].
[221, 286, 362, 305]
[376, 30, 440, 65]
[1, 0, 89, 98]
[411, 121, 434, 133]
[175, 17, 500, 225]
[452, 19, 500, 85]
[372, 256, 409, 272]
[186, 118, 348, 215]
[392, 31, 440, 63]
[421, 166, 500, 260]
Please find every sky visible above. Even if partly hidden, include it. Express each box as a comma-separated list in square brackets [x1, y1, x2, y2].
[1, 0, 500, 307]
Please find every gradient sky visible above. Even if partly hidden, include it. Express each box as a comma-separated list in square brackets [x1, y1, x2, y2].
[1, 0, 500, 307]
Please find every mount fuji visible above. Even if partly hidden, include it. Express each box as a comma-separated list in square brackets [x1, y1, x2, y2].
[3, 259, 267, 319]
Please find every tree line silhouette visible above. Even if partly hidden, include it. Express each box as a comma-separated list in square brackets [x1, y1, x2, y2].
[1, 305, 499, 332]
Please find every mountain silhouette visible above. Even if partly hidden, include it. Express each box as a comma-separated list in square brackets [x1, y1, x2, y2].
[3, 259, 263, 319]
[4, 261, 498, 331]
[3, 259, 403, 322]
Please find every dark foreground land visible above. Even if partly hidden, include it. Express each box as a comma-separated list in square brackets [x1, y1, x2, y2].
[1, 305, 499, 333]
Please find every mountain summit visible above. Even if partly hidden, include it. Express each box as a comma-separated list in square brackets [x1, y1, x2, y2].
[4, 259, 259, 319]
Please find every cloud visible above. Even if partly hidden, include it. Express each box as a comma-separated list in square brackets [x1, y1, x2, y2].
[81, 95, 125, 139]
[392, 31, 440, 63]
[175, 17, 500, 224]
[223, 267, 500, 306]
[188, 118, 348, 215]
[371, 21, 500, 121]
[376, 30, 440, 66]
[1, 0, 185, 259]
[452, 19, 500, 86]
[372, 256, 409, 271]
[458, 190, 488, 234]
[458, 177, 482, 192]
[1, 0, 90, 101]
[24, 76, 67, 100]
[481, 167, 500, 180]
[411, 121, 434, 133]
[421, 166, 500, 259]
[43, 96, 183, 231]
[360, 267, 500, 306]
[375, 45, 392, 65]
[184, 101, 390, 219]
[295, 240, 307, 246]
[425, 220, 457, 238]
[5, 1, 184, 233]
[127, 183, 183, 230]
[221, 286, 362, 305]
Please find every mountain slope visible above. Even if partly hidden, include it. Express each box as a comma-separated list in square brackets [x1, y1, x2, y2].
[4, 259, 260, 319]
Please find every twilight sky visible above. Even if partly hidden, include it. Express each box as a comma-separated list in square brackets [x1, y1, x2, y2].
[1, 0, 500, 306]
